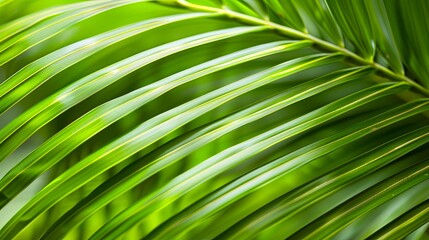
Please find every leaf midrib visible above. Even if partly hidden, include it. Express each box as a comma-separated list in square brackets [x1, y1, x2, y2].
[173, 0, 429, 97]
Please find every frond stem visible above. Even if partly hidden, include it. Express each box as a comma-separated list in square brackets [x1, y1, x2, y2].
[174, 0, 429, 97]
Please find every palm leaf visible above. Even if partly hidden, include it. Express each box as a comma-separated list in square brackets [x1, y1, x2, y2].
[0, 0, 428, 239]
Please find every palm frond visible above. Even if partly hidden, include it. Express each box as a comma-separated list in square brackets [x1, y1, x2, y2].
[0, 0, 428, 239]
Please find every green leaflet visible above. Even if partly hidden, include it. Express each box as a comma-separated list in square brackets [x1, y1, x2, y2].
[0, 49, 329, 240]
[0, 0, 149, 67]
[90, 82, 408, 240]
[326, 0, 375, 60]
[368, 199, 429, 239]
[1, 0, 429, 239]
[0, 1, 102, 43]
[149, 106, 429, 240]
[42, 67, 371, 239]
[0, 26, 270, 207]
[175, 0, 429, 97]
[0, 12, 214, 161]
[292, 0, 342, 45]
[0, 12, 212, 111]
[262, 0, 305, 31]
[364, 0, 403, 74]
[222, 0, 261, 18]
[290, 160, 429, 240]
[384, 0, 429, 87]
[218, 111, 429, 238]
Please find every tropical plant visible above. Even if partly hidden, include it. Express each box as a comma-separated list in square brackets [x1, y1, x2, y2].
[0, 0, 428, 239]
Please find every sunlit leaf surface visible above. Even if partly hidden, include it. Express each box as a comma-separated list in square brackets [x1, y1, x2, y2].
[0, 0, 428, 239]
